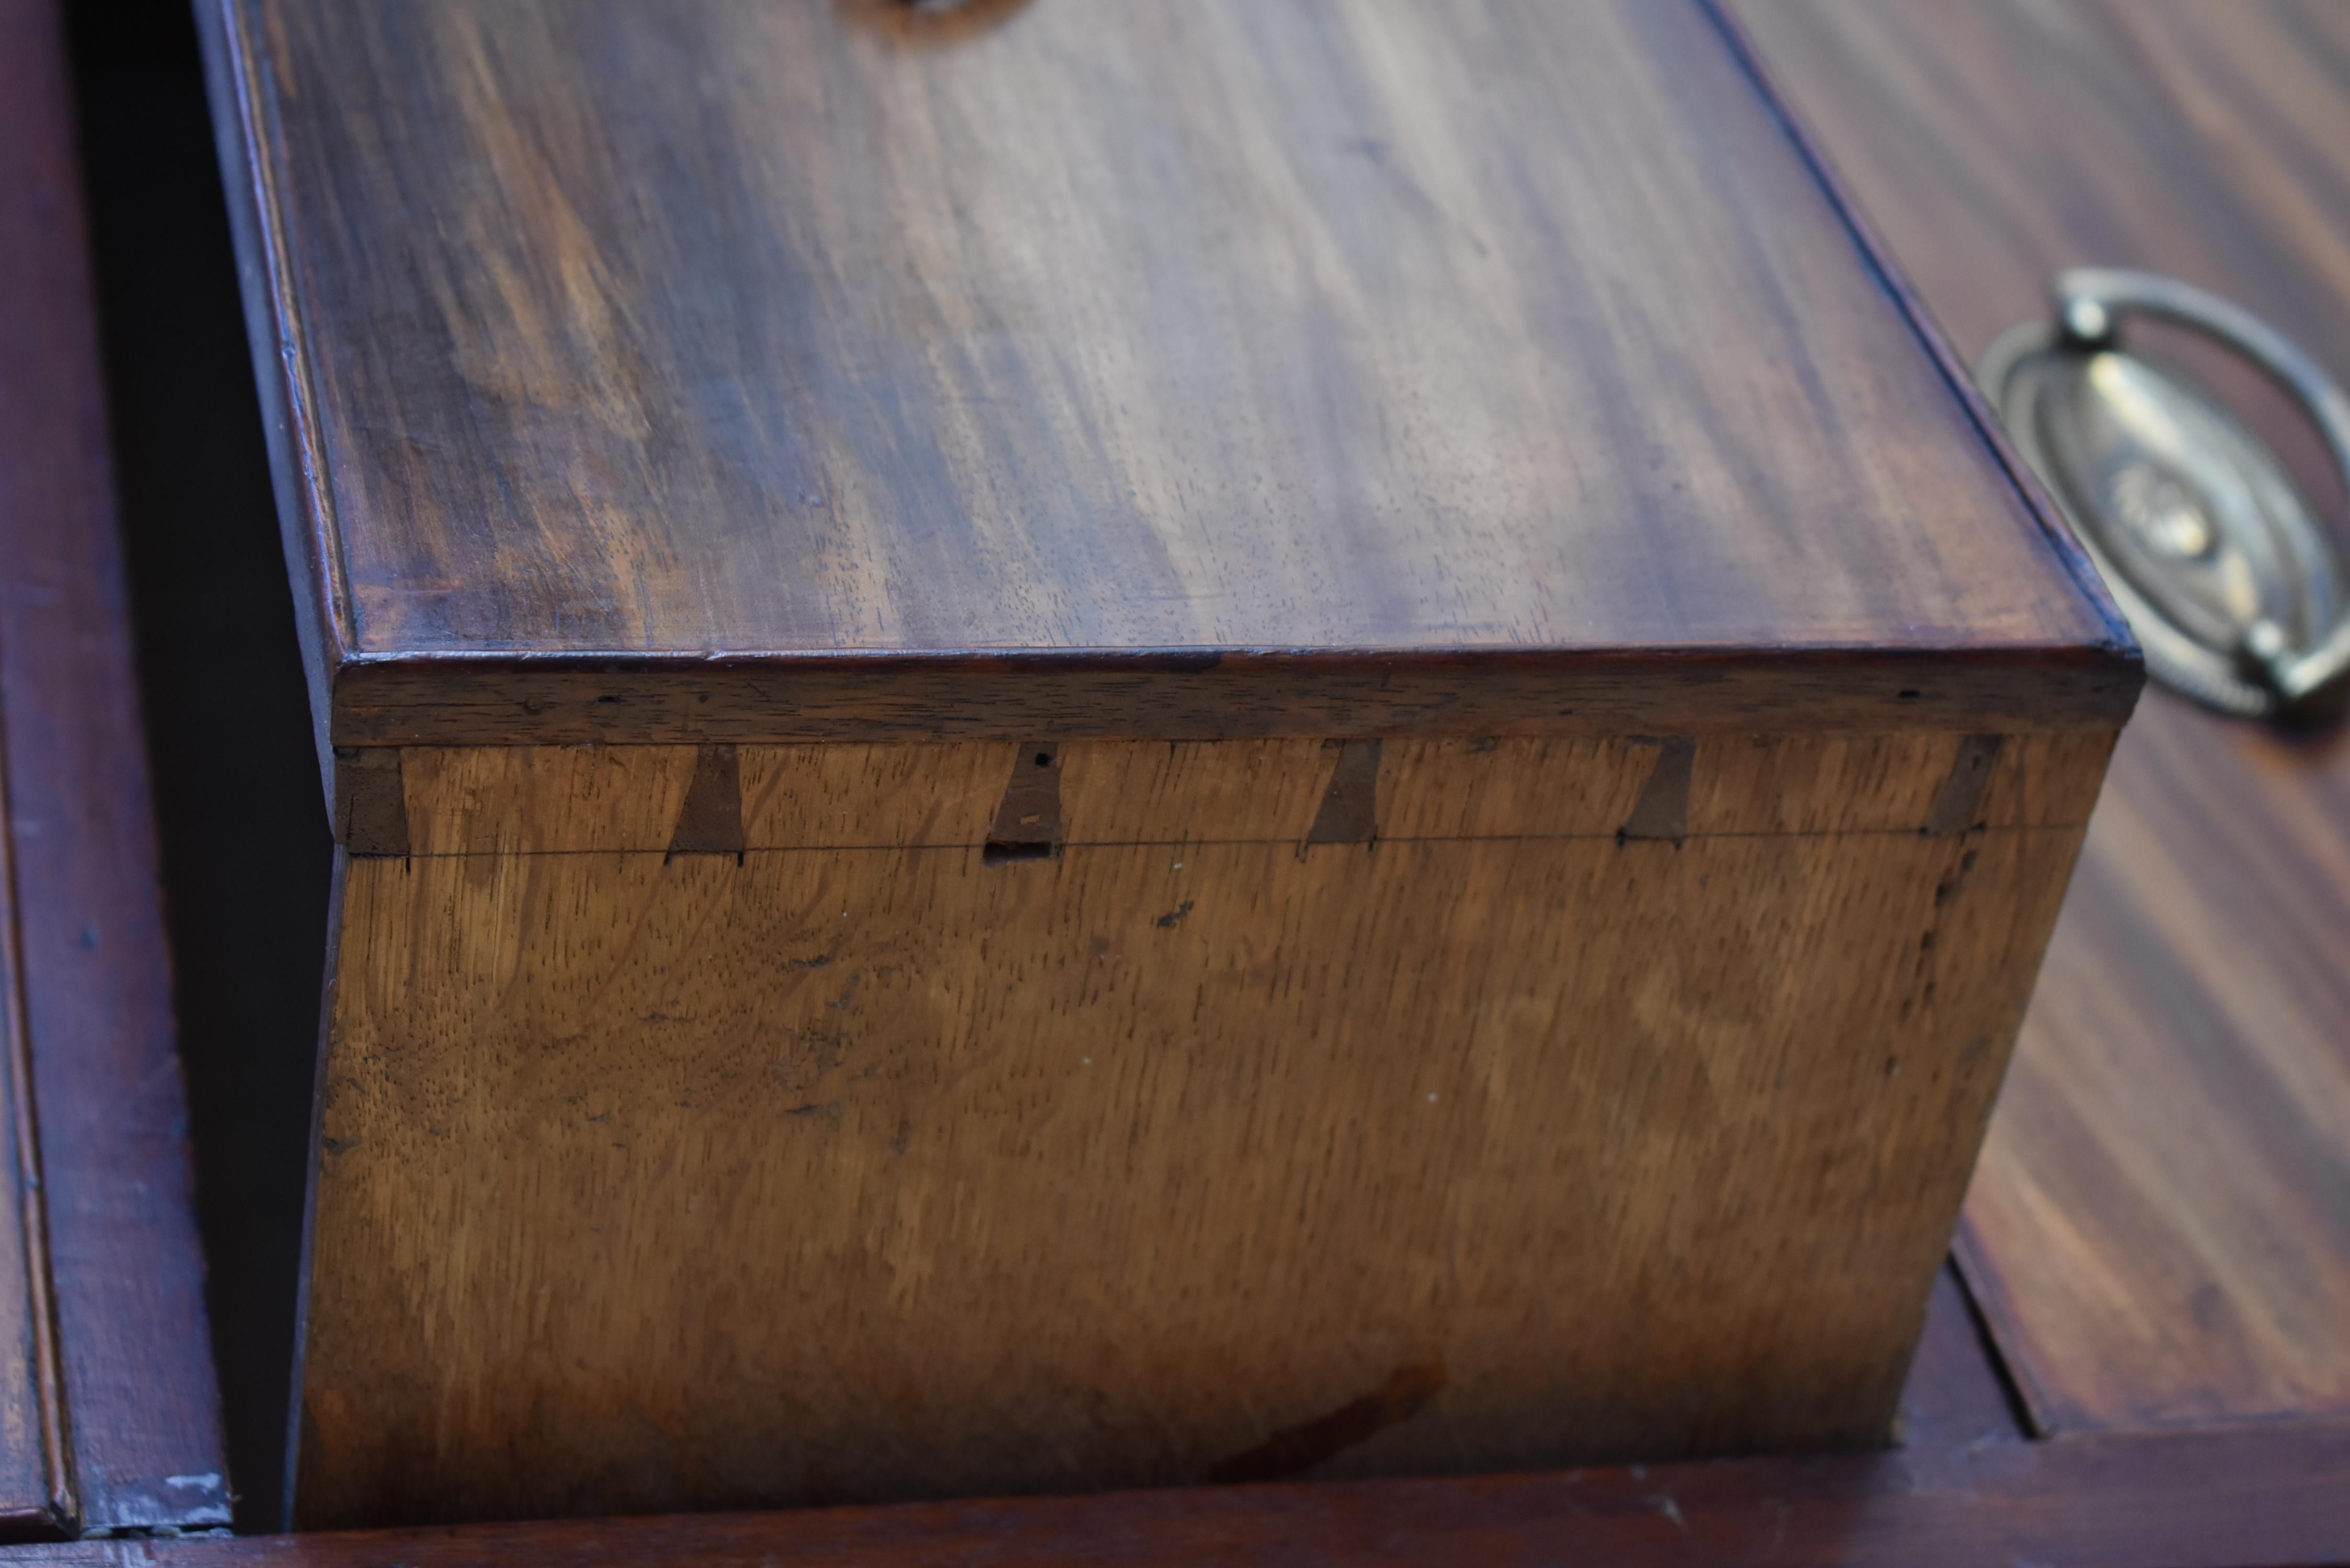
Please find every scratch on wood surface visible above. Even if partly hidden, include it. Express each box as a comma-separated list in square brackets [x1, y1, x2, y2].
[1208, 1362, 1446, 1483]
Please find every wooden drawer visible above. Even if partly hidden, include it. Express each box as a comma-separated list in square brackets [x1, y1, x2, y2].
[196, 0, 2138, 1529]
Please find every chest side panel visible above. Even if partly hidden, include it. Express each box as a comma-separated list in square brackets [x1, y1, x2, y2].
[295, 730, 2108, 1525]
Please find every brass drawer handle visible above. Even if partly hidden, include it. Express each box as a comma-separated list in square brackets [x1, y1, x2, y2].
[1982, 269, 2350, 722]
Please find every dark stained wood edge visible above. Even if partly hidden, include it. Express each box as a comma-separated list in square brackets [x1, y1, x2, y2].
[1695, 0, 2141, 668]
[666, 746, 745, 859]
[1896, 1267, 2030, 1456]
[984, 742, 1063, 859]
[0, 1519, 62, 1549]
[15, 1420, 2350, 1567]
[324, 645, 2140, 751]
[1951, 1217, 2061, 1440]
[0, 0, 233, 1532]
[328, 751, 406, 860]
[1617, 736, 1696, 843]
[1302, 740, 1381, 845]
[0, 745, 72, 1541]
[191, 0, 351, 814]
[281, 850, 350, 1536]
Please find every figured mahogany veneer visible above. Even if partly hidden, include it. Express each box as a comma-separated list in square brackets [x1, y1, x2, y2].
[198, 0, 2133, 758]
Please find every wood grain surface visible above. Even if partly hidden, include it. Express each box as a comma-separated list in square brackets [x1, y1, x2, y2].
[198, 0, 2133, 752]
[1735, 0, 2350, 1435]
[317, 650, 2142, 751]
[0, 765, 68, 1538]
[72, 4, 339, 1528]
[384, 732, 2115, 856]
[0, 0, 232, 1535]
[293, 732, 2098, 1527]
[21, 1347, 2350, 1568]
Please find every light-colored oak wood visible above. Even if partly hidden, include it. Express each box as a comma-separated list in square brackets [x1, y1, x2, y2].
[294, 732, 2104, 1527]
[389, 733, 2114, 858]
[402, 745, 702, 858]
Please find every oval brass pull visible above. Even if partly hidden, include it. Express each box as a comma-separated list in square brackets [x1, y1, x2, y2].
[1981, 269, 2350, 723]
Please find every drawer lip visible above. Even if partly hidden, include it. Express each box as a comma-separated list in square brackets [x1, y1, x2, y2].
[322, 641, 2142, 749]
[1724, 0, 2350, 1458]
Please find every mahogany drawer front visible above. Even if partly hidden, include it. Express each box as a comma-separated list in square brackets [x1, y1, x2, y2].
[1735, 0, 2350, 1441]
[197, 0, 2136, 1528]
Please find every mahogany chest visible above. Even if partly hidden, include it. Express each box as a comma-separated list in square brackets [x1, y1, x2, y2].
[199, 0, 2138, 1528]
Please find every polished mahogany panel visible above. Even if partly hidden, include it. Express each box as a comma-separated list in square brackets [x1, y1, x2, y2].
[1736, 0, 2350, 1435]
[201, 0, 2129, 746]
